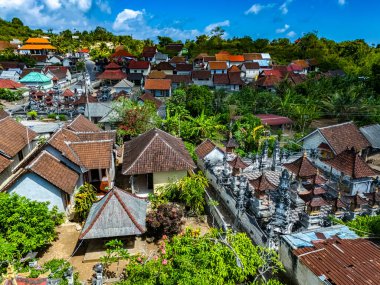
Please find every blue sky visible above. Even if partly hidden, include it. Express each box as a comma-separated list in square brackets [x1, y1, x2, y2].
[0, 0, 379, 44]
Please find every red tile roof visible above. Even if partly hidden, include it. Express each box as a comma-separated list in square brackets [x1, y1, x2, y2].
[324, 149, 378, 179]
[128, 60, 150, 69]
[166, 75, 192, 84]
[228, 72, 244, 85]
[283, 154, 317, 178]
[175, 63, 193, 71]
[122, 128, 195, 175]
[67, 115, 101, 132]
[0, 109, 9, 119]
[111, 50, 134, 58]
[195, 139, 217, 159]
[317, 122, 370, 155]
[228, 65, 241, 72]
[169, 56, 186, 64]
[144, 79, 171, 90]
[249, 173, 276, 192]
[192, 70, 211, 80]
[28, 151, 78, 194]
[291, 59, 309, 69]
[256, 75, 282, 87]
[105, 62, 121, 69]
[0, 154, 12, 173]
[62, 89, 74, 97]
[0, 117, 37, 158]
[294, 238, 380, 285]
[243, 53, 262, 61]
[229, 55, 244, 62]
[154, 62, 175, 71]
[255, 114, 292, 126]
[213, 74, 229, 85]
[209, 61, 228, 70]
[215, 53, 230, 61]
[97, 69, 127, 80]
[262, 69, 283, 77]
[0, 79, 25, 89]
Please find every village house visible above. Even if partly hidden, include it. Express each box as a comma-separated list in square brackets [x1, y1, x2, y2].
[169, 56, 186, 68]
[153, 52, 169, 64]
[122, 128, 196, 197]
[208, 61, 228, 74]
[142, 46, 157, 61]
[97, 62, 127, 85]
[191, 70, 213, 87]
[144, 78, 172, 98]
[112, 78, 135, 94]
[128, 60, 151, 76]
[0, 70, 20, 81]
[240, 62, 260, 82]
[0, 114, 38, 183]
[43, 66, 72, 86]
[228, 55, 244, 68]
[279, 226, 380, 285]
[154, 62, 175, 75]
[175, 63, 193, 75]
[166, 74, 192, 89]
[255, 114, 293, 131]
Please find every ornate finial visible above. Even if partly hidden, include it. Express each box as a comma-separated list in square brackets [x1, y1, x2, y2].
[338, 191, 341, 199]
[2, 265, 17, 285]
[303, 150, 307, 157]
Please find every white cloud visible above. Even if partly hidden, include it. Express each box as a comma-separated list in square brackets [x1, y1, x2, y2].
[287, 31, 297, 37]
[276, 24, 290, 33]
[204, 20, 230, 33]
[245, 3, 275, 15]
[68, 0, 92, 12]
[338, 0, 346, 5]
[112, 9, 200, 40]
[279, 0, 293, 14]
[96, 0, 111, 14]
[44, 0, 61, 10]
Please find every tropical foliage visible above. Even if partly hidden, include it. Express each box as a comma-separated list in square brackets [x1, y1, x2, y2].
[121, 229, 284, 285]
[74, 183, 97, 221]
[0, 193, 64, 270]
[332, 214, 380, 237]
[146, 203, 184, 238]
[0, 89, 23, 102]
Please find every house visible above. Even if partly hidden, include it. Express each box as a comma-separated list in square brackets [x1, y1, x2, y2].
[128, 60, 151, 76]
[46, 55, 63, 65]
[192, 70, 213, 87]
[0, 70, 20, 81]
[240, 62, 260, 82]
[19, 72, 53, 89]
[360, 124, 380, 155]
[0, 116, 38, 184]
[255, 75, 282, 91]
[291, 60, 310, 74]
[279, 227, 380, 285]
[154, 62, 175, 75]
[84, 102, 113, 125]
[18, 38, 56, 55]
[122, 128, 196, 197]
[255, 114, 293, 130]
[97, 62, 127, 83]
[148, 70, 167, 79]
[2, 151, 79, 212]
[144, 78, 172, 98]
[208, 61, 228, 74]
[112, 78, 135, 94]
[43, 66, 72, 86]
[0, 79, 25, 90]
[79, 187, 147, 240]
[175, 63, 193, 75]
[215, 51, 230, 62]
[138, 92, 163, 109]
[213, 74, 229, 90]
[169, 56, 186, 67]
[228, 55, 244, 68]
[195, 139, 225, 170]
[153, 52, 169, 64]
[166, 75, 192, 89]
[228, 68, 245, 91]
[142, 46, 157, 61]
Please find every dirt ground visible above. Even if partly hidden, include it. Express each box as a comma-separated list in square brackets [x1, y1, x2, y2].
[38, 218, 210, 283]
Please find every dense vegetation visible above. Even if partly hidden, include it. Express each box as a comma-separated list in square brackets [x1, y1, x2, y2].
[0, 193, 64, 272]
[121, 229, 284, 285]
[332, 214, 380, 238]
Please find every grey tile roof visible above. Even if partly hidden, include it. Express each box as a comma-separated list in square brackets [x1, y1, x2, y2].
[360, 124, 380, 149]
[80, 187, 147, 239]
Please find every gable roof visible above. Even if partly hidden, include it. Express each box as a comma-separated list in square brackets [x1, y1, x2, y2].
[0, 109, 9, 119]
[0, 117, 37, 158]
[113, 78, 135, 88]
[169, 56, 186, 64]
[128, 60, 150, 69]
[0, 79, 25, 89]
[67, 114, 102, 132]
[256, 75, 282, 87]
[228, 72, 244, 85]
[122, 128, 195, 175]
[192, 70, 211, 80]
[243, 53, 262, 61]
[62, 89, 74, 97]
[166, 75, 192, 84]
[229, 55, 244, 62]
[324, 149, 378, 179]
[228, 156, 249, 169]
[80, 187, 147, 239]
[209, 61, 228, 70]
[0, 155, 12, 174]
[175, 63, 193, 72]
[144, 79, 171, 90]
[97, 69, 127, 80]
[105, 62, 121, 69]
[155, 61, 175, 71]
[213, 74, 229, 85]
[255, 114, 292, 126]
[242, 62, 260, 69]
[68, 140, 113, 170]
[249, 173, 276, 192]
[27, 151, 78, 194]
[148, 70, 167, 79]
[304, 122, 370, 155]
[360, 124, 380, 149]
[283, 154, 317, 178]
[111, 50, 135, 58]
[25, 38, 50, 44]
[195, 139, 218, 159]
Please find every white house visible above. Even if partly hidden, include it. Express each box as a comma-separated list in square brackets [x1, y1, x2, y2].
[128, 61, 151, 76]
[240, 62, 260, 82]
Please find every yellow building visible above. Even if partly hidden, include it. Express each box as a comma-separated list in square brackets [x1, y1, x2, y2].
[18, 38, 56, 55]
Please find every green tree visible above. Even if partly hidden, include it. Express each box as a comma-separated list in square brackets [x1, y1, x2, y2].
[74, 183, 97, 221]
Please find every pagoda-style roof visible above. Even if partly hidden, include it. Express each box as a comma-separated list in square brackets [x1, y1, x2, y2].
[105, 62, 121, 70]
[73, 94, 97, 105]
[228, 156, 249, 170]
[225, 137, 239, 148]
[97, 69, 127, 80]
[20, 72, 51, 83]
[62, 89, 74, 97]
[249, 173, 276, 192]
[80, 187, 147, 240]
[306, 196, 329, 207]
[324, 149, 378, 179]
[283, 154, 317, 178]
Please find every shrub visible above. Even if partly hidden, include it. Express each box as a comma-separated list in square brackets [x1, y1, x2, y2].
[146, 203, 184, 238]
[74, 183, 97, 222]
[0, 89, 22, 101]
[27, 110, 38, 119]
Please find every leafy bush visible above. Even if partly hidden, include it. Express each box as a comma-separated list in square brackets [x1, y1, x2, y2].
[74, 183, 97, 221]
[332, 214, 380, 237]
[0, 89, 22, 101]
[122, 229, 284, 285]
[47, 113, 67, 121]
[27, 110, 38, 119]
[0, 194, 64, 270]
[146, 203, 184, 238]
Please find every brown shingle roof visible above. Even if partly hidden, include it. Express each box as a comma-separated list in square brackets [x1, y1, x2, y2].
[0, 154, 12, 173]
[154, 62, 175, 71]
[324, 149, 377, 179]
[68, 140, 113, 170]
[166, 75, 192, 84]
[195, 139, 217, 159]
[209, 61, 228, 70]
[48, 128, 81, 164]
[242, 62, 260, 69]
[0, 109, 9, 119]
[294, 238, 380, 285]
[0, 117, 37, 158]
[28, 151, 78, 194]
[169, 56, 186, 64]
[67, 115, 102, 132]
[317, 122, 370, 155]
[283, 154, 317, 178]
[175, 63, 193, 72]
[122, 128, 195, 175]
[192, 70, 211, 80]
[228, 72, 244, 85]
[243, 53, 262, 61]
[73, 95, 97, 105]
[228, 156, 248, 169]
[97, 69, 127, 80]
[144, 79, 171, 90]
[128, 60, 150, 69]
[249, 173, 276, 192]
[147, 70, 167, 79]
[62, 89, 74, 97]
[256, 75, 282, 87]
[213, 74, 229, 85]
[215, 53, 230, 61]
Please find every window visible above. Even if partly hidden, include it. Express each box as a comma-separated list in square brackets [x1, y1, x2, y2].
[17, 150, 24, 162]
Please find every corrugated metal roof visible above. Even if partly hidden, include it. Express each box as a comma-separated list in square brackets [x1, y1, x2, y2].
[282, 225, 358, 249]
[360, 124, 380, 149]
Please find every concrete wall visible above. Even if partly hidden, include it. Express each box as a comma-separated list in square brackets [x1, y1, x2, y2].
[7, 172, 67, 212]
[153, 170, 188, 190]
[192, 79, 213, 87]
